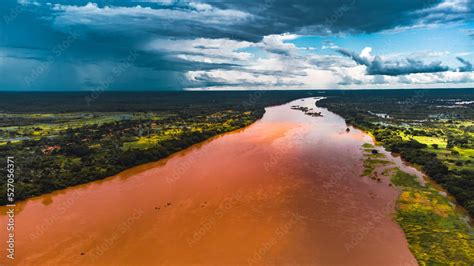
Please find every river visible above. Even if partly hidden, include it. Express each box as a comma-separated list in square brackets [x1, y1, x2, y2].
[0, 98, 417, 265]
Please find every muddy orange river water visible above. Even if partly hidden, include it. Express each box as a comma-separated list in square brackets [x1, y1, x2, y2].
[0, 98, 418, 265]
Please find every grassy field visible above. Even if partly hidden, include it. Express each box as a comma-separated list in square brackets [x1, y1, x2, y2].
[361, 144, 474, 265]
[398, 121, 474, 172]
[393, 170, 474, 265]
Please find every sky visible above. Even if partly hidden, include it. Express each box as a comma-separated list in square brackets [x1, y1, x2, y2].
[0, 0, 473, 91]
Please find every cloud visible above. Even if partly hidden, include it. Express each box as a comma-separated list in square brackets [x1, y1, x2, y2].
[51, 2, 252, 26]
[456, 57, 473, 72]
[334, 66, 474, 88]
[337, 47, 450, 76]
[256, 33, 299, 56]
[397, 71, 474, 85]
[49, 1, 255, 42]
[1, 0, 473, 91]
[145, 38, 253, 64]
[414, 0, 473, 25]
[41, 0, 464, 42]
[175, 37, 474, 90]
[208, 0, 453, 37]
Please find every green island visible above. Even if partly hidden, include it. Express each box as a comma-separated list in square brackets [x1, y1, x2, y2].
[361, 142, 474, 264]
[0, 91, 315, 204]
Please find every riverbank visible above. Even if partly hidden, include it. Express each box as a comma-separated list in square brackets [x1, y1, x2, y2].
[317, 93, 474, 218]
[320, 89, 474, 263]
[1, 92, 317, 205]
[0, 98, 417, 265]
[361, 142, 474, 264]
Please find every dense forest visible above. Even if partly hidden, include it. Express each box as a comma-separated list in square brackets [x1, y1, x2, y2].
[0, 91, 317, 204]
[1, 89, 473, 209]
[317, 89, 474, 216]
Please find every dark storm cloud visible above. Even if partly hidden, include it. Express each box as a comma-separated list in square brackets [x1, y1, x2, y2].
[457, 57, 473, 72]
[44, 0, 454, 42]
[414, 0, 474, 26]
[336, 48, 450, 76]
[206, 0, 450, 38]
[0, 0, 472, 90]
[336, 48, 371, 66]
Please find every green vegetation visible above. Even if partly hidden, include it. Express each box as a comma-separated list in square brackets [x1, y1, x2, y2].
[0, 91, 316, 204]
[393, 170, 474, 265]
[360, 144, 393, 182]
[390, 170, 422, 188]
[362, 158, 392, 177]
[318, 89, 474, 217]
[361, 144, 474, 264]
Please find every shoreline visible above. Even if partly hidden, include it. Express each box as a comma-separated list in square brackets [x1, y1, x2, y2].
[360, 141, 474, 264]
[327, 96, 473, 221]
[1, 97, 419, 265]
[0, 113, 262, 209]
[2, 96, 471, 264]
[351, 121, 472, 225]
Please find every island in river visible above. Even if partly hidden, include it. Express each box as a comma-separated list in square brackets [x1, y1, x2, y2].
[0, 90, 473, 265]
